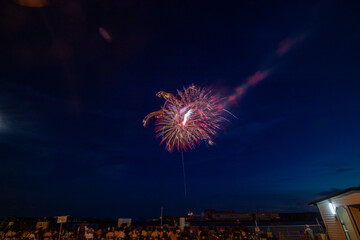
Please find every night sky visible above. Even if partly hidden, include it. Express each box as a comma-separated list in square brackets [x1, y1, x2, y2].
[1, 1, 360, 219]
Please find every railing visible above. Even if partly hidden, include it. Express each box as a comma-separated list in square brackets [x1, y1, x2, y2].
[246, 224, 325, 240]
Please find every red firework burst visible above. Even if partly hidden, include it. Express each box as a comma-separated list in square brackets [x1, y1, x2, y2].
[143, 85, 226, 152]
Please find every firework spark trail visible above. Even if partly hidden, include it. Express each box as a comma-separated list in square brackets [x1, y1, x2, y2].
[182, 109, 193, 126]
[223, 109, 238, 119]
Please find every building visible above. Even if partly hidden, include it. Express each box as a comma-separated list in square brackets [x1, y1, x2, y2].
[204, 209, 280, 221]
[309, 187, 360, 240]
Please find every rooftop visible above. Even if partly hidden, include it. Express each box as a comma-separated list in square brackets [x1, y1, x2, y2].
[308, 187, 360, 205]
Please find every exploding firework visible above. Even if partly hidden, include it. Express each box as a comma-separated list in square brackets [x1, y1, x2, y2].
[143, 85, 227, 152]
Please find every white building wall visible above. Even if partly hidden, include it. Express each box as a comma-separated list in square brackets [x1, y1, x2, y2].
[332, 192, 360, 240]
[317, 201, 347, 240]
[332, 192, 360, 207]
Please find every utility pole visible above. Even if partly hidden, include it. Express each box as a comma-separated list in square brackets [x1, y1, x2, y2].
[160, 207, 163, 227]
[58, 222, 62, 240]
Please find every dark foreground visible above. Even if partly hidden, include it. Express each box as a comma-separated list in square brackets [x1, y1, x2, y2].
[1, 219, 324, 240]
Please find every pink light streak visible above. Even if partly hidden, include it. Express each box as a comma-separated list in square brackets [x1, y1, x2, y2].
[225, 33, 307, 106]
[247, 70, 270, 86]
[276, 33, 306, 56]
[99, 27, 112, 42]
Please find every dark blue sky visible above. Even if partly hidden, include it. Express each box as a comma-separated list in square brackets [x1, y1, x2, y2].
[1, 1, 360, 218]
